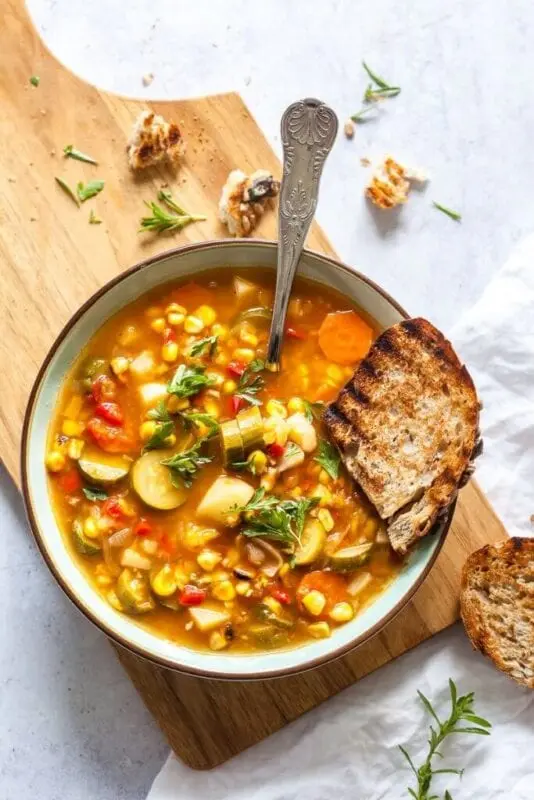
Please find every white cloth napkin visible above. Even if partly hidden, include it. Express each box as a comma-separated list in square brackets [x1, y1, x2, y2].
[147, 237, 534, 800]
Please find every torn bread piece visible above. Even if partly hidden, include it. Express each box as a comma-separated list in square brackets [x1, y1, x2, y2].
[128, 110, 185, 170]
[461, 538, 534, 689]
[366, 157, 427, 209]
[324, 318, 480, 554]
[219, 169, 280, 236]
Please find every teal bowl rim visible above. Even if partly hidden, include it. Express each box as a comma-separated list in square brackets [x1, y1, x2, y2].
[20, 238, 452, 680]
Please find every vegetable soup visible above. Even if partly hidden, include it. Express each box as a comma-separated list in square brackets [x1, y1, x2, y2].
[46, 270, 403, 653]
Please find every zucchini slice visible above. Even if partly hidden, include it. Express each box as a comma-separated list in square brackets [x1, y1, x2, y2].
[131, 450, 188, 511]
[78, 448, 131, 485]
[233, 306, 272, 327]
[116, 568, 155, 614]
[294, 519, 326, 566]
[236, 406, 264, 453]
[220, 419, 244, 465]
[72, 519, 101, 555]
[328, 542, 374, 572]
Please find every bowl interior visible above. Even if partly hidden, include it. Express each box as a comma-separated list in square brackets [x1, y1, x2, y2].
[23, 241, 444, 678]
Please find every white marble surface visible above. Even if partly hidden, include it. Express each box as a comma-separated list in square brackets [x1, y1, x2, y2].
[2, 0, 534, 797]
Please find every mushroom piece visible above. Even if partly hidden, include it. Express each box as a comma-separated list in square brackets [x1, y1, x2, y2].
[244, 538, 284, 577]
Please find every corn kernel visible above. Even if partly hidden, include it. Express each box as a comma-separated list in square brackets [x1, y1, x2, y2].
[62, 419, 83, 437]
[67, 438, 84, 461]
[222, 379, 237, 394]
[145, 306, 163, 319]
[212, 580, 236, 601]
[239, 330, 259, 347]
[211, 323, 229, 341]
[196, 305, 217, 326]
[319, 469, 331, 485]
[64, 395, 83, 419]
[263, 416, 288, 447]
[165, 302, 187, 315]
[151, 564, 178, 597]
[248, 450, 267, 475]
[266, 399, 287, 418]
[167, 312, 185, 327]
[308, 621, 331, 639]
[139, 420, 157, 441]
[209, 631, 228, 651]
[174, 567, 190, 590]
[45, 450, 65, 472]
[205, 369, 224, 389]
[329, 601, 355, 623]
[302, 589, 326, 616]
[236, 581, 252, 596]
[214, 352, 229, 367]
[83, 518, 99, 538]
[184, 315, 205, 334]
[233, 347, 255, 364]
[279, 563, 290, 578]
[289, 486, 303, 498]
[326, 364, 344, 382]
[96, 574, 113, 587]
[318, 508, 335, 532]
[311, 484, 332, 507]
[263, 596, 282, 616]
[167, 395, 190, 413]
[203, 398, 220, 419]
[141, 538, 158, 555]
[110, 356, 130, 377]
[223, 548, 240, 568]
[150, 317, 166, 334]
[260, 469, 277, 492]
[287, 397, 305, 414]
[197, 550, 222, 572]
[165, 433, 177, 447]
[297, 364, 309, 376]
[161, 342, 179, 362]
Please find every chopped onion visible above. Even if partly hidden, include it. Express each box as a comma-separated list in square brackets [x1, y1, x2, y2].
[347, 571, 372, 597]
[108, 527, 134, 548]
[102, 538, 121, 577]
[120, 547, 152, 570]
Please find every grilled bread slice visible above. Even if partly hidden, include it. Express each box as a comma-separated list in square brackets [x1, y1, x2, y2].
[461, 538, 534, 688]
[324, 318, 479, 554]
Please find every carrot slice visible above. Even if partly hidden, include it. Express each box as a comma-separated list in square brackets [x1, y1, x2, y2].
[297, 570, 348, 617]
[318, 310, 373, 365]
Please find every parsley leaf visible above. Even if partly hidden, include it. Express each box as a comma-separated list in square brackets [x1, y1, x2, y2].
[63, 144, 98, 165]
[179, 411, 220, 437]
[82, 486, 108, 501]
[303, 399, 325, 423]
[143, 420, 175, 451]
[161, 440, 212, 488]
[147, 399, 172, 422]
[314, 438, 340, 480]
[237, 489, 318, 547]
[76, 180, 104, 202]
[29, 75, 40, 87]
[235, 358, 265, 407]
[167, 364, 214, 398]
[190, 335, 219, 358]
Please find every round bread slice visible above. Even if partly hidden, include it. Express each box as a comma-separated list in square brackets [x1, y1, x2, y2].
[460, 538, 534, 688]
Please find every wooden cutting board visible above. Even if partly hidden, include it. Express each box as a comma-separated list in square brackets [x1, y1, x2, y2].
[0, 0, 507, 770]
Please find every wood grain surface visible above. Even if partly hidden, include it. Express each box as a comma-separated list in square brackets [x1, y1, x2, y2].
[0, 0, 507, 769]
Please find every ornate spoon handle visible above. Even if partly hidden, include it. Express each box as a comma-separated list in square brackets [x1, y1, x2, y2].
[266, 98, 338, 370]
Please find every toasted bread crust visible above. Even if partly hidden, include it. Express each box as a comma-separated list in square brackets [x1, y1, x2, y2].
[325, 318, 479, 553]
[461, 538, 534, 688]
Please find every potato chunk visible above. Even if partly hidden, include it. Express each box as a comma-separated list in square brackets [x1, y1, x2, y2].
[197, 476, 254, 526]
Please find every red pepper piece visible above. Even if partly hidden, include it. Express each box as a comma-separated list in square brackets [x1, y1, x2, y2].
[134, 519, 152, 537]
[91, 374, 116, 403]
[86, 418, 133, 453]
[286, 326, 306, 340]
[178, 585, 206, 607]
[57, 469, 82, 494]
[95, 402, 123, 426]
[163, 327, 177, 344]
[102, 496, 125, 520]
[230, 395, 245, 415]
[227, 361, 246, 379]
[267, 442, 284, 459]
[271, 587, 291, 605]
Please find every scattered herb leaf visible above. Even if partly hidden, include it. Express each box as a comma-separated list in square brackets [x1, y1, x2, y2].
[161, 439, 212, 488]
[147, 399, 172, 422]
[143, 420, 175, 451]
[362, 61, 401, 102]
[303, 399, 325, 423]
[350, 106, 377, 123]
[167, 364, 214, 398]
[55, 176, 80, 207]
[63, 144, 98, 165]
[29, 75, 40, 87]
[400, 679, 491, 800]
[235, 358, 265, 407]
[314, 438, 341, 480]
[237, 489, 318, 548]
[82, 486, 108, 501]
[89, 209, 102, 225]
[77, 180, 104, 203]
[158, 189, 188, 215]
[139, 191, 206, 235]
[433, 202, 462, 222]
[179, 411, 220, 437]
[190, 335, 219, 358]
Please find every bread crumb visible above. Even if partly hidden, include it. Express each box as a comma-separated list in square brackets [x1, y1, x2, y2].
[360, 157, 371, 167]
[344, 120, 355, 139]
[142, 73, 154, 87]
[219, 169, 280, 237]
[366, 157, 428, 209]
[127, 109, 185, 170]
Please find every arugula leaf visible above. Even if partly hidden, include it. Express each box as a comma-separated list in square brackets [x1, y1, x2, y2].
[147, 399, 172, 422]
[179, 411, 220, 437]
[314, 438, 340, 480]
[167, 364, 214, 398]
[55, 176, 80, 207]
[63, 144, 98, 165]
[82, 486, 108, 501]
[433, 201, 462, 222]
[303, 399, 325, 423]
[89, 209, 102, 224]
[235, 358, 265, 407]
[29, 75, 40, 87]
[143, 420, 175, 451]
[76, 180, 104, 202]
[190, 335, 219, 358]
[161, 440, 212, 488]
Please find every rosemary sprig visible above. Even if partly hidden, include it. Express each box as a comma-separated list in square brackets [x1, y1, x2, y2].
[362, 60, 401, 102]
[139, 190, 206, 235]
[235, 358, 265, 407]
[350, 106, 377, 123]
[63, 144, 98, 165]
[400, 679, 491, 800]
[55, 176, 80, 207]
[433, 202, 462, 222]
[161, 439, 212, 488]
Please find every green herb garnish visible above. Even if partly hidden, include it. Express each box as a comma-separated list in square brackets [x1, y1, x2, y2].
[433, 202, 462, 222]
[89, 209, 102, 225]
[139, 190, 206, 235]
[161, 440, 212, 488]
[77, 180, 104, 202]
[29, 75, 40, 87]
[167, 364, 214, 398]
[237, 489, 317, 547]
[64, 144, 98, 165]
[143, 420, 175, 451]
[362, 60, 401, 102]
[179, 411, 220, 437]
[190, 335, 219, 358]
[400, 679, 491, 800]
[314, 438, 340, 480]
[55, 176, 80, 206]
[147, 399, 172, 422]
[350, 106, 377, 123]
[82, 486, 108, 501]
[235, 359, 265, 407]
[303, 399, 325, 423]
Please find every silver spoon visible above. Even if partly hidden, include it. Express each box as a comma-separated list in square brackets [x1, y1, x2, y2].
[265, 98, 338, 371]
